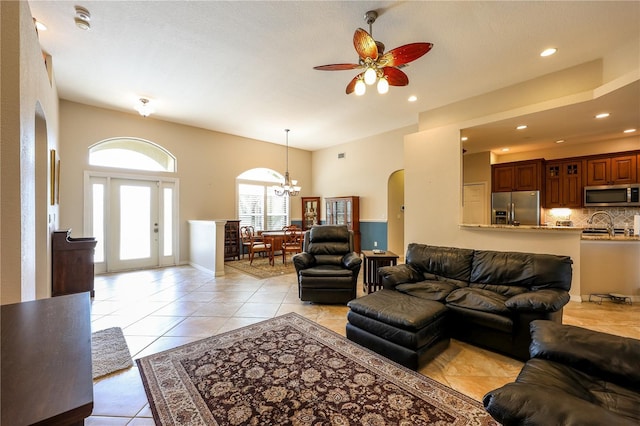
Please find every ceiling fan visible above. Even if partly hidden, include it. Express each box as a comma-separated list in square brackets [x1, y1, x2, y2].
[314, 10, 433, 96]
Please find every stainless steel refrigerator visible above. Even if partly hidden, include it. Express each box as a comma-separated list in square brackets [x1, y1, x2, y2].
[491, 191, 540, 225]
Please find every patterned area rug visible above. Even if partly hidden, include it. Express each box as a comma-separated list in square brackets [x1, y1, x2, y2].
[225, 255, 295, 279]
[137, 313, 497, 425]
[92, 327, 133, 380]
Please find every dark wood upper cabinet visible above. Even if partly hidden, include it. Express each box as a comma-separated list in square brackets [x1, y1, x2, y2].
[545, 160, 582, 208]
[586, 154, 637, 185]
[492, 160, 543, 192]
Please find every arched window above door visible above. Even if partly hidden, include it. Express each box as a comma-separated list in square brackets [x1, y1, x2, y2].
[89, 138, 176, 172]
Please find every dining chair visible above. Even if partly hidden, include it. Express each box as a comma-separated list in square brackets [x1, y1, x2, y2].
[281, 226, 302, 264]
[240, 226, 267, 261]
[241, 226, 273, 265]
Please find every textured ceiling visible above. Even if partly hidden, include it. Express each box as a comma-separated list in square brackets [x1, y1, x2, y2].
[28, 1, 640, 151]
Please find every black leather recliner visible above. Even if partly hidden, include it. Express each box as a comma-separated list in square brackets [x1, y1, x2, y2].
[483, 320, 640, 425]
[293, 225, 362, 304]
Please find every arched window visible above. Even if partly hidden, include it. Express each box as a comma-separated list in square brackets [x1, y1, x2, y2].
[89, 137, 176, 172]
[237, 168, 289, 230]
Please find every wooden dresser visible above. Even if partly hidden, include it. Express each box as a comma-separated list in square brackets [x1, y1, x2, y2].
[52, 229, 97, 297]
[1, 293, 93, 425]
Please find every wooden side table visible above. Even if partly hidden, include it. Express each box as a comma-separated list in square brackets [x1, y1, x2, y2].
[362, 250, 399, 293]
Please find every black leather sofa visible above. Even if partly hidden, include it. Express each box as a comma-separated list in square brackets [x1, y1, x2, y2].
[293, 225, 362, 304]
[346, 244, 573, 367]
[484, 320, 640, 425]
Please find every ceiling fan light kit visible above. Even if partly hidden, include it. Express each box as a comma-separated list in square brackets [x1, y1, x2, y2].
[314, 10, 433, 96]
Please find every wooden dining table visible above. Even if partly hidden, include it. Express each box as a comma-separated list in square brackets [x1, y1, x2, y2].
[260, 229, 305, 263]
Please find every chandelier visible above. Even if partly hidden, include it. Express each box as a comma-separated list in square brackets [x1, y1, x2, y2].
[273, 129, 301, 197]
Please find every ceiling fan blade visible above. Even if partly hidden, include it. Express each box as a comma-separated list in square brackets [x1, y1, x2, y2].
[353, 28, 378, 60]
[379, 42, 433, 67]
[382, 67, 409, 86]
[345, 73, 363, 94]
[313, 63, 361, 71]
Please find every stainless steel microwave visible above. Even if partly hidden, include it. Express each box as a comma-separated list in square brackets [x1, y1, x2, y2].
[584, 184, 640, 207]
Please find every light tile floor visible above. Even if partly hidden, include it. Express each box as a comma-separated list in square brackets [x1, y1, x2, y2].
[87, 264, 640, 425]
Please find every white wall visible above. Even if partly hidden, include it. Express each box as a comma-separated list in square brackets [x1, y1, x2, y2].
[1, 1, 60, 304]
[311, 125, 413, 222]
[58, 101, 312, 265]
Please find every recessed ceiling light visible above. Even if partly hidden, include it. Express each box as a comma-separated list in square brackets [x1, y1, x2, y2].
[540, 48, 557, 57]
[461, 136, 468, 142]
[501, 148, 510, 152]
[595, 112, 610, 119]
[516, 125, 528, 130]
[555, 139, 565, 144]
[408, 95, 417, 102]
[623, 128, 637, 133]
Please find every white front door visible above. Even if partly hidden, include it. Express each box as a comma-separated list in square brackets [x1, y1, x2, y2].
[110, 178, 159, 271]
[87, 174, 177, 273]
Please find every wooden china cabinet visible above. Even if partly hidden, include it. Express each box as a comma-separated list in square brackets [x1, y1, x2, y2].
[325, 196, 360, 252]
[301, 197, 320, 230]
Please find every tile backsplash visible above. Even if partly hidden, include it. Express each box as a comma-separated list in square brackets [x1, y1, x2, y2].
[544, 207, 640, 229]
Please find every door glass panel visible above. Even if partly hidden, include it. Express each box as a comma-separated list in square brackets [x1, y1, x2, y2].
[119, 185, 151, 260]
[92, 183, 105, 263]
[163, 187, 173, 256]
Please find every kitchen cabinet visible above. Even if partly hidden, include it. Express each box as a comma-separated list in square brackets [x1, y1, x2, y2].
[325, 196, 360, 252]
[586, 154, 637, 186]
[544, 160, 582, 208]
[301, 197, 320, 230]
[492, 159, 543, 192]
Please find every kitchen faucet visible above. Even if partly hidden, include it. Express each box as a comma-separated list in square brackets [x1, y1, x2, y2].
[587, 211, 615, 237]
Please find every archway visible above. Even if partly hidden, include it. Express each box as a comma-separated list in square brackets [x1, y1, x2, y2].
[387, 170, 405, 259]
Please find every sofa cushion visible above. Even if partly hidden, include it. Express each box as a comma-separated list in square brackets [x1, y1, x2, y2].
[516, 358, 640, 422]
[446, 288, 511, 314]
[405, 244, 474, 282]
[306, 225, 350, 258]
[505, 289, 569, 312]
[484, 381, 639, 426]
[396, 280, 459, 302]
[347, 289, 447, 331]
[299, 265, 353, 278]
[529, 320, 640, 390]
[469, 283, 528, 297]
[470, 250, 572, 291]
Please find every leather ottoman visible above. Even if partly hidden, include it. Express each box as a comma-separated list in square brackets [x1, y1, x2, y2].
[346, 289, 449, 370]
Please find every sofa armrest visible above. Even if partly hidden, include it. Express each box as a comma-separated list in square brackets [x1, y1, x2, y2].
[505, 289, 569, 312]
[342, 252, 362, 270]
[293, 252, 315, 272]
[529, 320, 640, 391]
[378, 264, 422, 289]
[483, 382, 638, 426]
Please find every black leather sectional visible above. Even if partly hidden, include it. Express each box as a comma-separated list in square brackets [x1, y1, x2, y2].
[346, 244, 573, 369]
[483, 320, 640, 425]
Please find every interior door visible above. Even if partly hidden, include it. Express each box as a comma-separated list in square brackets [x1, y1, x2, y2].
[109, 178, 159, 271]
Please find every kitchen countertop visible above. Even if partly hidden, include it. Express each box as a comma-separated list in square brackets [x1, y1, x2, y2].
[581, 234, 640, 241]
[460, 224, 582, 231]
[460, 224, 639, 241]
